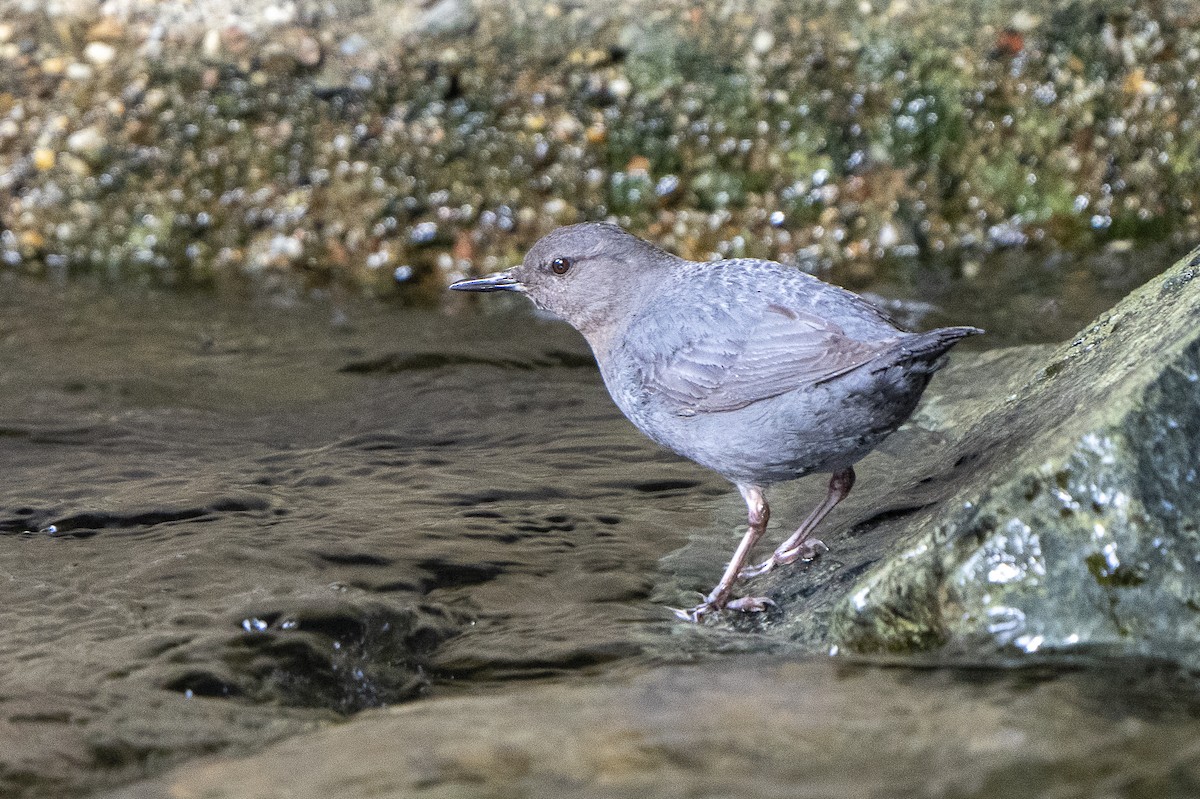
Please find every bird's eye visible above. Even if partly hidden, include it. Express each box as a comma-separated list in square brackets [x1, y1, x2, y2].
[550, 256, 571, 275]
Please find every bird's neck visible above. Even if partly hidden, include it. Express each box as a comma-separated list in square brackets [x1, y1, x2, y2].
[573, 308, 628, 363]
[564, 252, 683, 359]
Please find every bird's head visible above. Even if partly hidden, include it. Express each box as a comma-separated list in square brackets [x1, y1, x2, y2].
[450, 223, 676, 348]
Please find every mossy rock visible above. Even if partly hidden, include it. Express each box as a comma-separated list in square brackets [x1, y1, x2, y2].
[798, 244, 1200, 662]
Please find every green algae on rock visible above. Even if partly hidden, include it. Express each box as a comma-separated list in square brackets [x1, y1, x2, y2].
[821, 244, 1200, 662]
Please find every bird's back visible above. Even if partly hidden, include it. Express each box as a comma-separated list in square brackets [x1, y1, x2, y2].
[664, 258, 904, 339]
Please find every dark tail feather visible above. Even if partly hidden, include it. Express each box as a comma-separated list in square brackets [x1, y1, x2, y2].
[888, 325, 983, 374]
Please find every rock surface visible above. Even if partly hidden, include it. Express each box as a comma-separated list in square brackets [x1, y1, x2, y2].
[713, 244, 1200, 664]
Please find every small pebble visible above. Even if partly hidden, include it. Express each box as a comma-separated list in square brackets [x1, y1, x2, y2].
[83, 41, 116, 65]
[32, 148, 56, 171]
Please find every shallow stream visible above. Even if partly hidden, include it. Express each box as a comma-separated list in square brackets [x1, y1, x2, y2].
[1, 244, 1195, 796]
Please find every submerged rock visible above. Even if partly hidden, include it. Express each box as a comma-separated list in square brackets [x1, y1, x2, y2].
[754, 245, 1200, 664]
[103, 656, 1200, 799]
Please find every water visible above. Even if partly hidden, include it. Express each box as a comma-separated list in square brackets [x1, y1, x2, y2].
[0, 277, 736, 795]
[0, 248, 1192, 796]
[849, 242, 1179, 348]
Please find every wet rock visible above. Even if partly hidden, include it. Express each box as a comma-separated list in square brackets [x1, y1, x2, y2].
[748, 245, 1200, 665]
[102, 656, 1200, 799]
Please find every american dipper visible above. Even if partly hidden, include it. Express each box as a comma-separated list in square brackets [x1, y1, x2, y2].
[451, 223, 981, 621]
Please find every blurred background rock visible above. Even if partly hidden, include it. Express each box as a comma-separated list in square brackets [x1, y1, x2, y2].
[2, 0, 1197, 304]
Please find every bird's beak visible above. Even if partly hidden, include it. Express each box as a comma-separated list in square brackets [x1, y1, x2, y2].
[449, 270, 524, 293]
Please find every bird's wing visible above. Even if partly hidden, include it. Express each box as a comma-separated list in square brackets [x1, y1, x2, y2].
[629, 301, 892, 413]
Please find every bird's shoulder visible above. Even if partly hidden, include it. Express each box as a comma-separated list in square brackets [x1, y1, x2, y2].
[684, 258, 898, 327]
[628, 257, 900, 347]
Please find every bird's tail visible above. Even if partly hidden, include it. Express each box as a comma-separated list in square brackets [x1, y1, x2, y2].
[889, 325, 983, 373]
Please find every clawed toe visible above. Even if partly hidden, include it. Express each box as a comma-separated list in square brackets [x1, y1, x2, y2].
[671, 602, 717, 622]
[738, 538, 828, 579]
[778, 538, 828, 565]
[725, 595, 776, 612]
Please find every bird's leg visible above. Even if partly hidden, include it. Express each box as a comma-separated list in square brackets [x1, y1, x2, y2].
[673, 484, 774, 622]
[739, 467, 855, 579]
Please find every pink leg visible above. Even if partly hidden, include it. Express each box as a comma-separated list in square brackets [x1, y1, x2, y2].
[673, 484, 775, 622]
[740, 468, 855, 579]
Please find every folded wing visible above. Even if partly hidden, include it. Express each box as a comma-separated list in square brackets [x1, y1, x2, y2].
[630, 302, 893, 413]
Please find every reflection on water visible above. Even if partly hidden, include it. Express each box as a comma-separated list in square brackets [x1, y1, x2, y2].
[0, 245, 1189, 796]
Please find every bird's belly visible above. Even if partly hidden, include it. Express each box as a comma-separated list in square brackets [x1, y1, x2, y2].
[618, 375, 924, 486]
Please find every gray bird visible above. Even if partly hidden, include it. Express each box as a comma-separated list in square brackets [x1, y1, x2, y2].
[451, 223, 980, 621]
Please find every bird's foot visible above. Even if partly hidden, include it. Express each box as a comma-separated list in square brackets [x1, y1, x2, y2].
[671, 594, 776, 622]
[671, 602, 716, 623]
[778, 537, 828, 565]
[738, 538, 828, 579]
